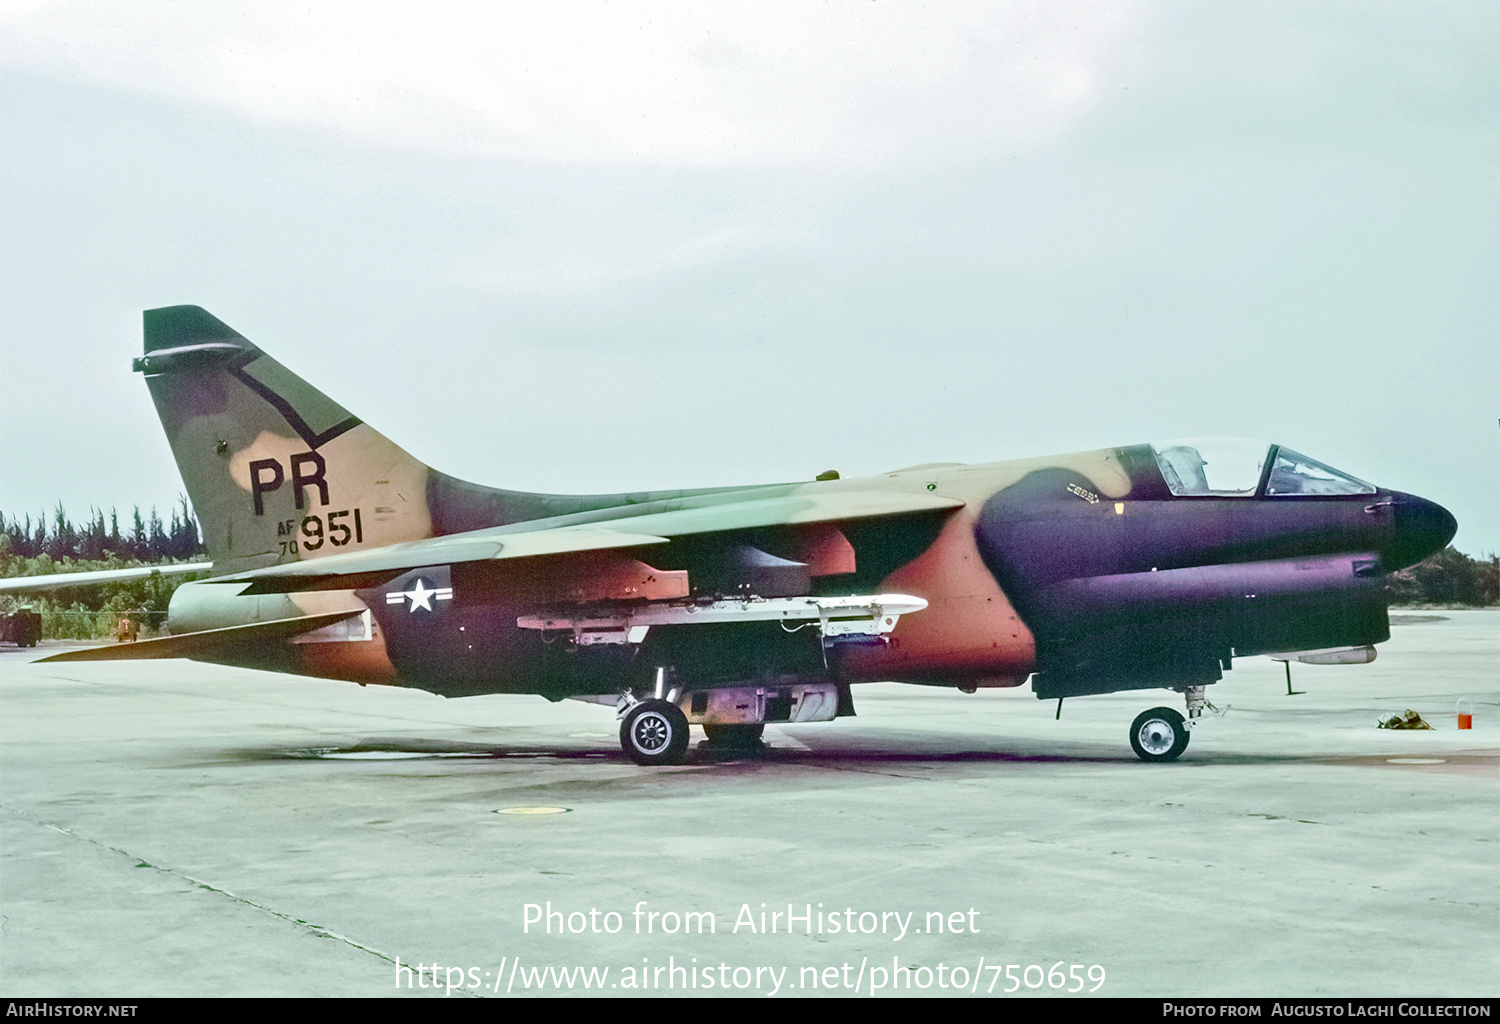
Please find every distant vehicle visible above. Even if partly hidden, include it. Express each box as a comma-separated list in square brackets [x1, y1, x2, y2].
[24, 306, 1459, 763]
[1, 609, 41, 648]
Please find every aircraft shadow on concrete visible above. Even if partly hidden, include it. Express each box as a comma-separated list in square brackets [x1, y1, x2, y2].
[218, 733, 1320, 768]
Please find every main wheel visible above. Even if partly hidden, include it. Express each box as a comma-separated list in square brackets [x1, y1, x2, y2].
[1130, 706, 1189, 762]
[621, 700, 690, 766]
[701, 723, 765, 747]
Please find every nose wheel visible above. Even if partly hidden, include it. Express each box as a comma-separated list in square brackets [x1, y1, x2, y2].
[620, 699, 690, 766]
[1130, 706, 1189, 762]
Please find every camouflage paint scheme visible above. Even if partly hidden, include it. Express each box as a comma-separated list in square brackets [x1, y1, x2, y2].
[43, 306, 1458, 762]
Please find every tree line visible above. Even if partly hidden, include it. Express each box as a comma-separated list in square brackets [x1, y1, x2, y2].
[1386, 546, 1499, 608]
[0, 500, 208, 639]
[1, 498, 204, 564]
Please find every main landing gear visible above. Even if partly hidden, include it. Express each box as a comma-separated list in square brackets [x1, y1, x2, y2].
[620, 699, 690, 766]
[1128, 685, 1218, 763]
[614, 682, 776, 765]
[616, 700, 767, 765]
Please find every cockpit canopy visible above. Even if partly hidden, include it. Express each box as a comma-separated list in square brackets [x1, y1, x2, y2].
[1149, 438, 1376, 498]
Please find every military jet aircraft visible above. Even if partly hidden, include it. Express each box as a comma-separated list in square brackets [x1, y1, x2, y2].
[29, 306, 1457, 764]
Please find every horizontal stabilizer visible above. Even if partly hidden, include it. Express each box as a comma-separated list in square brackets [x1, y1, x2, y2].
[36, 610, 363, 663]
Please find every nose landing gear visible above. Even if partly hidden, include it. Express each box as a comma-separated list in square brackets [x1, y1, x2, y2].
[1129, 685, 1222, 762]
[1129, 706, 1189, 762]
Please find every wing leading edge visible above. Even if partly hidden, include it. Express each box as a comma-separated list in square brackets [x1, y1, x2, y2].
[215, 489, 966, 593]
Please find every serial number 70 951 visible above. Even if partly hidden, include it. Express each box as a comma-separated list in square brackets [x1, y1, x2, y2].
[277, 508, 365, 556]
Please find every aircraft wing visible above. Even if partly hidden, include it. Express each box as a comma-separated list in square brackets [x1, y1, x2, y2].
[218, 489, 965, 593]
[0, 562, 214, 594]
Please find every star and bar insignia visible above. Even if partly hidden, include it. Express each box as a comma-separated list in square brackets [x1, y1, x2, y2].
[385, 578, 453, 612]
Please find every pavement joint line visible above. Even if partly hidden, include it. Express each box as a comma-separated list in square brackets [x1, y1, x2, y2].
[805, 764, 933, 780]
[1, 801, 400, 969]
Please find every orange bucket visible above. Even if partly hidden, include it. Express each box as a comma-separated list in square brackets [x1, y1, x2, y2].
[1456, 699, 1473, 730]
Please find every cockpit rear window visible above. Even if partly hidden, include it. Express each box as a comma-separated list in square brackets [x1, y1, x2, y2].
[1150, 438, 1269, 497]
[1265, 448, 1375, 496]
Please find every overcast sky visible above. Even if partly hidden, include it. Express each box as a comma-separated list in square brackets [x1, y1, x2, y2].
[1, 1, 1495, 553]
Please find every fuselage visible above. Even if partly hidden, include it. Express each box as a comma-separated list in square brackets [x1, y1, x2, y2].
[166, 437, 1455, 702]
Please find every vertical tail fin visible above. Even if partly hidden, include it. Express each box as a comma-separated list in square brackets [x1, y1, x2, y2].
[137, 306, 437, 574]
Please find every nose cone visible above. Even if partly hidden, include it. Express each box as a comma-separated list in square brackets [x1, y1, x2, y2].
[1382, 492, 1458, 571]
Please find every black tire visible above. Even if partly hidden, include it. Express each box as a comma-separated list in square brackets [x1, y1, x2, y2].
[621, 700, 690, 766]
[702, 723, 765, 747]
[1130, 706, 1189, 762]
